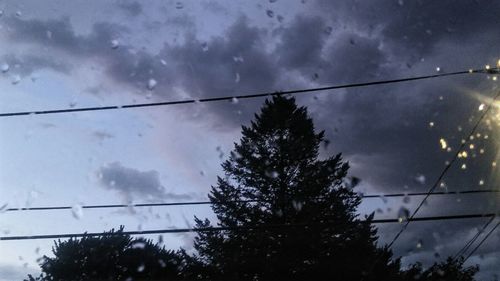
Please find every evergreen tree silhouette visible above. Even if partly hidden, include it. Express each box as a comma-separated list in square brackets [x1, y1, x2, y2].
[191, 96, 401, 281]
[24, 227, 187, 281]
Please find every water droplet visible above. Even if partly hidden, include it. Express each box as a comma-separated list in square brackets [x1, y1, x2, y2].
[461, 163, 467, 170]
[0, 203, 8, 213]
[137, 263, 145, 272]
[436, 67, 440, 72]
[15, 11, 22, 17]
[233, 55, 244, 63]
[201, 42, 209, 52]
[397, 207, 410, 223]
[414, 174, 426, 185]
[416, 240, 423, 249]
[46, 30, 52, 39]
[71, 204, 83, 220]
[403, 194, 410, 204]
[147, 78, 157, 90]
[478, 103, 485, 111]
[292, 200, 303, 211]
[110, 39, 119, 49]
[479, 179, 484, 185]
[398, 0, 404, 6]
[131, 241, 146, 249]
[439, 138, 447, 150]
[429, 121, 434, 127]
[1, 63, 9, 73]
[109, 180, 116, 187]
[266, 10, 274, 18]
[0, 10, 3, 17]
[160, 59, 167, 66]
[235, 73, 240, 83]
[231, 97, 239, 104]
[11, 75, 21, 85]
[175, 2, 184, 9]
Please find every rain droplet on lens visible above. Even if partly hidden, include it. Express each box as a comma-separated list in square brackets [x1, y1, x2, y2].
[266, 10, 274, 18]
[71, 204, 84, 220]
[1, 63, 9, 73]
[147, 78, 157, 90]
[137, 263, 145, 272]
[397, 207, 410, 223]
[414, 174, 426, 185]
[175, 2, 184, 9]
[11, 75, 21, 85]
[201, 42, 209, 52]
[110, 39, 119, 49]
[231, 97, 239, 104]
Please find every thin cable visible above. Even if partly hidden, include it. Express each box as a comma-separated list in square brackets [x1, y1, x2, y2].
[463, 220, 500, 263]
[0, 213, 495, 241]
[0, 68, 496, 118]
[452, 216, 495, 260]
[386, 89, 500, 249]
[5, 189, 499, 212]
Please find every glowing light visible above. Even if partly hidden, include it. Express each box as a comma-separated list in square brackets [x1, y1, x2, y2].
[459, 151, 468, 158]
[493, 162, 497, 167]
[461, 164, 467, 170]
[485, 65, 491, 70]
[429, 121, 435, 127]
[479, 103, 485, 111]
[479, 180, 484, 186]
[493, 76, 498, 81]
[439, 138, 448, 149]
[480, 149, 485, 154]
[469, 144, 475, 149]
[436, 67, 441, 72]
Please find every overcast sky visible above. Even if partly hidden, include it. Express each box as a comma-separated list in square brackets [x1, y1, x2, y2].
[0, 0, 499, 280]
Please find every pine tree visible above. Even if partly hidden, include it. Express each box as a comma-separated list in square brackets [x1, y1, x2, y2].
[192, 96, 401, 281]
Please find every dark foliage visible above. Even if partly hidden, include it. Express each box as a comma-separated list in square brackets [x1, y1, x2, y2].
[24, 96, 479, 281]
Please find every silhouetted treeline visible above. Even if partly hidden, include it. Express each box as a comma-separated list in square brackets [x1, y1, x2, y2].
[25, 96, 479, 281]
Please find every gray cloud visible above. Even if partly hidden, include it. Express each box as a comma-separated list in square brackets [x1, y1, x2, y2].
[98, 162, 193, 201]
[118, 1, 142, 17]
[0, 54, 71, 77]
[3, 2, 500, 278]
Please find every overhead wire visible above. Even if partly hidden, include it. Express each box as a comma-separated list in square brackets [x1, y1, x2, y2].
[386, 89, 500, 248]
[4, 189, 499, 213]
[0, 212, 495, 241]
[0, 68, 497, 117]
[463, 219, 500, 263]
[453, 216, 496, 260]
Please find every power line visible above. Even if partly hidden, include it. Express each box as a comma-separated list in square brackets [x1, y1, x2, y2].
[452, 216, 495, 260]
[463, 220, 500, 263]
[0, 68, 497, 118]
[5, 189, 498, 212]
[386, 89, 500, 249]
[0, 213, 495, 241]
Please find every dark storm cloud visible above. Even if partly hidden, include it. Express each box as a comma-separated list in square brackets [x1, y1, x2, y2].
[98, 162, 193, 201]
[1, 54, 71, 77]
[3, 3, 500, 277]
[118, 1, 143, 17]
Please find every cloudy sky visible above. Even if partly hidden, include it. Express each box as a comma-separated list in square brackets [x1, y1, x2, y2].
[0, 0, 499, 280]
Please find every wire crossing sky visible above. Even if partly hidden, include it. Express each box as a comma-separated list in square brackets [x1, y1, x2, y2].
[4, 188, 499, 212]
[0, 213, 496, 241]
[0, 68, 497, 117]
